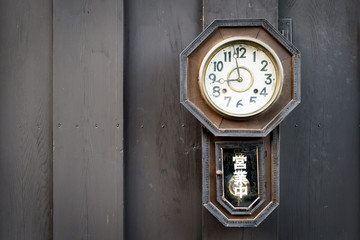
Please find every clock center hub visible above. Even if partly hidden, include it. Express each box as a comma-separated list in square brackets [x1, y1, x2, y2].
[227, 67, 253, 92]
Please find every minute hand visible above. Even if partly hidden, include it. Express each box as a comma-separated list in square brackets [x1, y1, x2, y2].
[232, 45, 241, 79]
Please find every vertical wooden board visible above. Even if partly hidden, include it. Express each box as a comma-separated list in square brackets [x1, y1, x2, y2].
[202, 1, 279, 239]
[0, 0, 53, 239]
[124, 0, 202, 239]
[53, 0, 124, 239]
[203, 0, 279, 29]
[202, 209, 280, 239]
[279, 0, 359, 239]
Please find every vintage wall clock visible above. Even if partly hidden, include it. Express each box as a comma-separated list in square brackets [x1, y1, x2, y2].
[180, 19, 300, 137]
[180, 19, 300, 227]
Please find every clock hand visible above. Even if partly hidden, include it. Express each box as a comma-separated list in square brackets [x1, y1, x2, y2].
[214, 78, 226, 84]
[215, 78, 243, 84]
[232, 45, 242, 80]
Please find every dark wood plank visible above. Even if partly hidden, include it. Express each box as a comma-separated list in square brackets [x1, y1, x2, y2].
[0, 0, 53, 239]
[203, 0, 279, 28]
[53, 0, 124, 239]
[124, 0, 202, 239]
[202, 0, 279, 239]
[279, 0, 360, 239]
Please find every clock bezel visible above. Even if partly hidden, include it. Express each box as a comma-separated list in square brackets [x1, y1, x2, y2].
[198, 37, 284, 118]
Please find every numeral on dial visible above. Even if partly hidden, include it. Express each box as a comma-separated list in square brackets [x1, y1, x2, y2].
[235, 47, 246, 58]
[209, 73, 216, 83]
[224, 51, 231, 62]
[261, 60, 268, 71]
[250, 96, 257, 103]
[224, 96, 231, 107]
[213, 86, 220, 97]
[213, 61, 223, 71]
[236, 100, 243, 107]
[265, 74, 272, 85]
[260, 87, 268, 97]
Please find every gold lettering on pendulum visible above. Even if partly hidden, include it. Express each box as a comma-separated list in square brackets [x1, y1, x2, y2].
[232, 154, 248, 198]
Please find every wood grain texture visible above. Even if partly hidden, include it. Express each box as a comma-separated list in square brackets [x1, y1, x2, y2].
[53, 0, 124, 239]
[0, 0, 53, 239]
[203, 1, 279, 239]
[279, 0, 360, 239]
[124, 0, 202, 239]
[203, 0, 279, 29]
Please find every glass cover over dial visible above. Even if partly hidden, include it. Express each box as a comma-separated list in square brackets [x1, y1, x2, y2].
[199, 37, 283, 118]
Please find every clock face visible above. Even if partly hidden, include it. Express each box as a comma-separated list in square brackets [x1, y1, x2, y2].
[199, 37, 283, 118]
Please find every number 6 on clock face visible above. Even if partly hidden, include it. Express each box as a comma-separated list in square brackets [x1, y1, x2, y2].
[198, 37, 284, 118]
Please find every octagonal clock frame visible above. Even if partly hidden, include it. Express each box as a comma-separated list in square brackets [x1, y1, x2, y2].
[180, 19, 300, 137]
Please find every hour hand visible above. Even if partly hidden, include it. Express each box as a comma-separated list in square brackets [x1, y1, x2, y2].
[214, 78, 226, 84]
[215, 78, 242, 84]
[227, 78, 242, 82]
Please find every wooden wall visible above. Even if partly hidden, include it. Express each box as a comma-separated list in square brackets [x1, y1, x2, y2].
[0, 0, 358, 239]
[124, 0, 203, 239]
[0, 1, 53, 239]
[53, 0, 124, 239]
[279, 0, 360, 239]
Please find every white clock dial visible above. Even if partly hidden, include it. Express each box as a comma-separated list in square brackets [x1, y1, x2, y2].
[199, 37, 283, 118]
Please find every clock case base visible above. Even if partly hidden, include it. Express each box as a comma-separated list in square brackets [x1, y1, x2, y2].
[202, 126, 280, 227]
